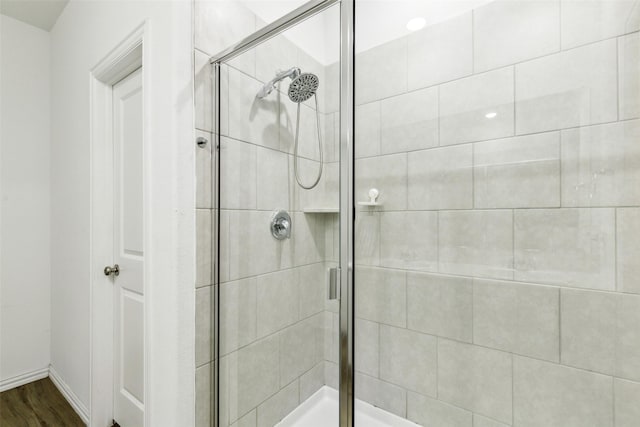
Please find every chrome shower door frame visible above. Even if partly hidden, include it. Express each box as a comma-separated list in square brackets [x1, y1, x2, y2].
[210, 0, 355, 426]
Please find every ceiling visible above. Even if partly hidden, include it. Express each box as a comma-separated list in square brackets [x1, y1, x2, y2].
[1, 0, 69, 31]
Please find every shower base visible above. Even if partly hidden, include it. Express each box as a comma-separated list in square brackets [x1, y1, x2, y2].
[276, 386, 420, 427]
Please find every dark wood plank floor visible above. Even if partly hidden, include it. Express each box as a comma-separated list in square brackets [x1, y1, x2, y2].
[0, 378, 85, 426]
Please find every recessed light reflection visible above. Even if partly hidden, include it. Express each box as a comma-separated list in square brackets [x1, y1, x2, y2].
[485, 112, 498, 119]
[406, 17, 426, 32]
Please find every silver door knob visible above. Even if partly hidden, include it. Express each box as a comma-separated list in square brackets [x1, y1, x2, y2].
[104, 264, 120, 277]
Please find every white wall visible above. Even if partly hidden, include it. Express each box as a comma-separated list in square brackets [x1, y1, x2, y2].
[0, 14, 52, 389]
[49, 1, 194, 425]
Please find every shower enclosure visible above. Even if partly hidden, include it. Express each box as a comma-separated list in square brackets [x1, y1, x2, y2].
[197, 0, 640, 425]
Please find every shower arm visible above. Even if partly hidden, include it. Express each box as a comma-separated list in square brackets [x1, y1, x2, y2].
[257, 67, 301, 99]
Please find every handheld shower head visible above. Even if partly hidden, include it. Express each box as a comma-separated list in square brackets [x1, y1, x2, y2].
[287, 73, 319, 103]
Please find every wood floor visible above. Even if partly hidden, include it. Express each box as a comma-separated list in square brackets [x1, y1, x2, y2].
[0, 378, 85, 426]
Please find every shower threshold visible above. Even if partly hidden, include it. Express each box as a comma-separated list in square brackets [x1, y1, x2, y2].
[276, 386, 420, 427]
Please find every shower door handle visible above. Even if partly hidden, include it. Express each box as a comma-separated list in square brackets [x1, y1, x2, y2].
[328, 267, 340, 300]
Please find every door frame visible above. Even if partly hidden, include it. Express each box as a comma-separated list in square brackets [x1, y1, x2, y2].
[89, 23, 147, 427]
[209, 0, 356, 425]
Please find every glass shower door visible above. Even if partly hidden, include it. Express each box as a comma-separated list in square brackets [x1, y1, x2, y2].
[353, 1, 640, 427]
[212, 2, 348, 426]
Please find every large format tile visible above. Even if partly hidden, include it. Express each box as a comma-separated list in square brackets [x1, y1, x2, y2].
[474, 0, 560, 72]
[439, 210, 514, 280]
[256, 146, 290, 211]
[407, 272, 473, 343]
[298, 263, 325, 319]
[355, 319, 379, 377]
[196, 286, 212, 366]
[474, 279, 560, 361]
[380, 87, 439, 154]
[474, 132, 560, 209]
[617, 208, 640, 294]
[513, 356, 613, 427]
[227, 335, 280, 422]
[356, 37, 407, 104]
[514, 208, 615, 289]
[379, 211, 438, 271]
[615, 378, 640, 427]
[355, 210, 380, 267]
[220, 137, 256, 210]
[355, 373, 407, 418]
[355, 266, 406, 327]
[256, 269, 299, 338]
[440, 67, 514, 146]
[561, 120, 640, 207]
[256, 380, 298, 427]
[561, 289, 640, 381]
[196, 209, 213, 287]
[561, 0, 640, 49]
[407, 392, 472, 427]
[299, 363, 324, 402]
[472, 415, 510, 427]
[355, 153, 407, 210]
[196, 363, 211, 427]
[619, 32, 640, 120]
[438, 339, 513, 424]
[380, 325, 438, 397]
[227, 210, 293, 280]
[407, 12, 473, 90]
[408, 145, 473, 210]
[279, 315, 323, 387]
[355, 101, 381, 158]
[220, 278, 257, 355]
[515, 39, 618, 134]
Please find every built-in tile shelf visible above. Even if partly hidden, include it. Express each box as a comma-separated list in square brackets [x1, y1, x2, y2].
[303, 207, 339, 213]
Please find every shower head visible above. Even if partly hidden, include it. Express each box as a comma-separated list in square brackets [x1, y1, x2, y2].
[256, 67, 319, 103]
[287, 72, 319, 103]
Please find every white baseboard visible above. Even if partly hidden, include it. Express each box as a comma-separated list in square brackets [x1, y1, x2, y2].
[0, 367, 49, 392]
[49, 365, 90, 424]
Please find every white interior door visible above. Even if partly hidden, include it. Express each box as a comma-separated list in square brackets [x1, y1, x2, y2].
[112, 68, 145, 427]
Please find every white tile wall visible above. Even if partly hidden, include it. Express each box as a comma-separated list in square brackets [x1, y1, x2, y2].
[379, 211, 438, 271]
[514, 208, 616, 289]
[379, 325, 438, 397]
[407, 392, 472, 427]
[473, 0, 560, 72]
[407, 272, 473, 343]
[515, 39, 618, 134]
[474, 132, 561, 208]
[439, 210, 514, 280]
[561, 120, 640, 207]
[615, 378, 640, 427]
[197, 1, 640, 425]
[619, 32, 640, 120]
[408, 145, 473, 210]
[380, 87, 439, 154]
[440, 67, 515, 146]
[513, 356, 614, 427]
[437, 339, 513, 424]
[474, 279, 560, 362]
[560, 0, 640, 49]
[617, 208, 640, 294]
[407, 12, 473, 90]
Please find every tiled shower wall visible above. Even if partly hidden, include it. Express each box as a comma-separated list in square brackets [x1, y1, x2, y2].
[194, 2, 340, 426]
[195, 1, 640, 427]
[347, 1, 640, 427]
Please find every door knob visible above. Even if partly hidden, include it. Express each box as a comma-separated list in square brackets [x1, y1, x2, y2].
[104, 264, 120, 277]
